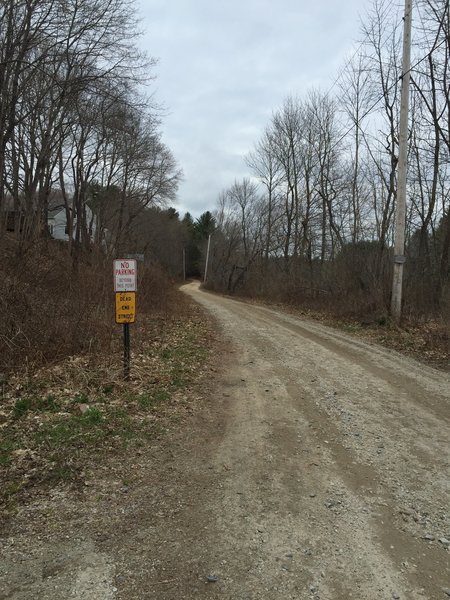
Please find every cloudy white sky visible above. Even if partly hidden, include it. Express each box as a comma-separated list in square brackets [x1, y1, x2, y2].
[137, 0, 374, 218]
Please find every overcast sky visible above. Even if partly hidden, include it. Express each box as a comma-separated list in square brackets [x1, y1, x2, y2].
[138, 0, 374, 218]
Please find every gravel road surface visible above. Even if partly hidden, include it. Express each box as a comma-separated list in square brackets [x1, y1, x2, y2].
[177, 282, 450, 600]
[1, 281, 449, 600]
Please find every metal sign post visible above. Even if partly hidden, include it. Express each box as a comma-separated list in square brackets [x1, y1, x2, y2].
[123, 322, 130, 380]
[113, 260, 137, 380]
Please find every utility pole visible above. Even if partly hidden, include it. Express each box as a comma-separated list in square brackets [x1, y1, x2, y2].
[204, 234, 211, 283]
[182, 247, 186, 281]
[391, 0, 412, 322]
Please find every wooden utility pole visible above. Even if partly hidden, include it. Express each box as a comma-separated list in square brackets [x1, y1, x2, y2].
[204, 234, 211, 283]
[391, 0, 413, 321]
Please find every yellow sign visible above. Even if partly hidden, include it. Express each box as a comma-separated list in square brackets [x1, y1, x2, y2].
[115, 292, 136, 324]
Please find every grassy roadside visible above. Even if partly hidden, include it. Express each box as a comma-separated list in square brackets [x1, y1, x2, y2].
[0, 292, 215, 517]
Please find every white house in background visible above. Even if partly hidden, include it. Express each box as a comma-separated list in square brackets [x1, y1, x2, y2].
[48, 204, 96, 242]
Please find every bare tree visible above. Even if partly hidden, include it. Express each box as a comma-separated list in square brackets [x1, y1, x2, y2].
[338, 53, 373, 243]
[361, 0, 403, 270]
[246, 128, 284, 262]
[0, 0, 158, 247]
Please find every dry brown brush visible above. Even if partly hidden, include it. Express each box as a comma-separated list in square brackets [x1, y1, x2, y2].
[0, 237, 175, 376]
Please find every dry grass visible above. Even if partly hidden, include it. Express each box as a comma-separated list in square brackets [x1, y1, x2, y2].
[0, 294, 215, 519]
[0, 236, 176, 374]
[0, 237, 216, 520]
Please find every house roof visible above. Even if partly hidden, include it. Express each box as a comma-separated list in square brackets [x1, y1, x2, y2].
[48, 205, 65, 218]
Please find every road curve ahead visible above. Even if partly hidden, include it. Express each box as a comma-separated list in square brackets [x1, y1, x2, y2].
[182, 281, 450, 600]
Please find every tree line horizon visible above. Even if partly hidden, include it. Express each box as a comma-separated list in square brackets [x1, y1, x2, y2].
[0, 0, 448, 324]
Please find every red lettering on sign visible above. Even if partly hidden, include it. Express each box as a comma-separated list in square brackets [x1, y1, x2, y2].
[115, 269, 135, 276]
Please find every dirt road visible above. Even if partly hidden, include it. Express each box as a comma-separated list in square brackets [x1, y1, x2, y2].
[1, 282, 449, 599]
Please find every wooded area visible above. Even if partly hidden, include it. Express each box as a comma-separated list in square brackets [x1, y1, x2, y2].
[206, 0, 450, 323]
[0, 0, 183, 252]
[0, 0, 188, 372]
[0, 0, 448, 375]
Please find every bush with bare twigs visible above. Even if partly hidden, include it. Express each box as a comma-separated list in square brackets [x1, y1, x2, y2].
[0, 238, 175, 375]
